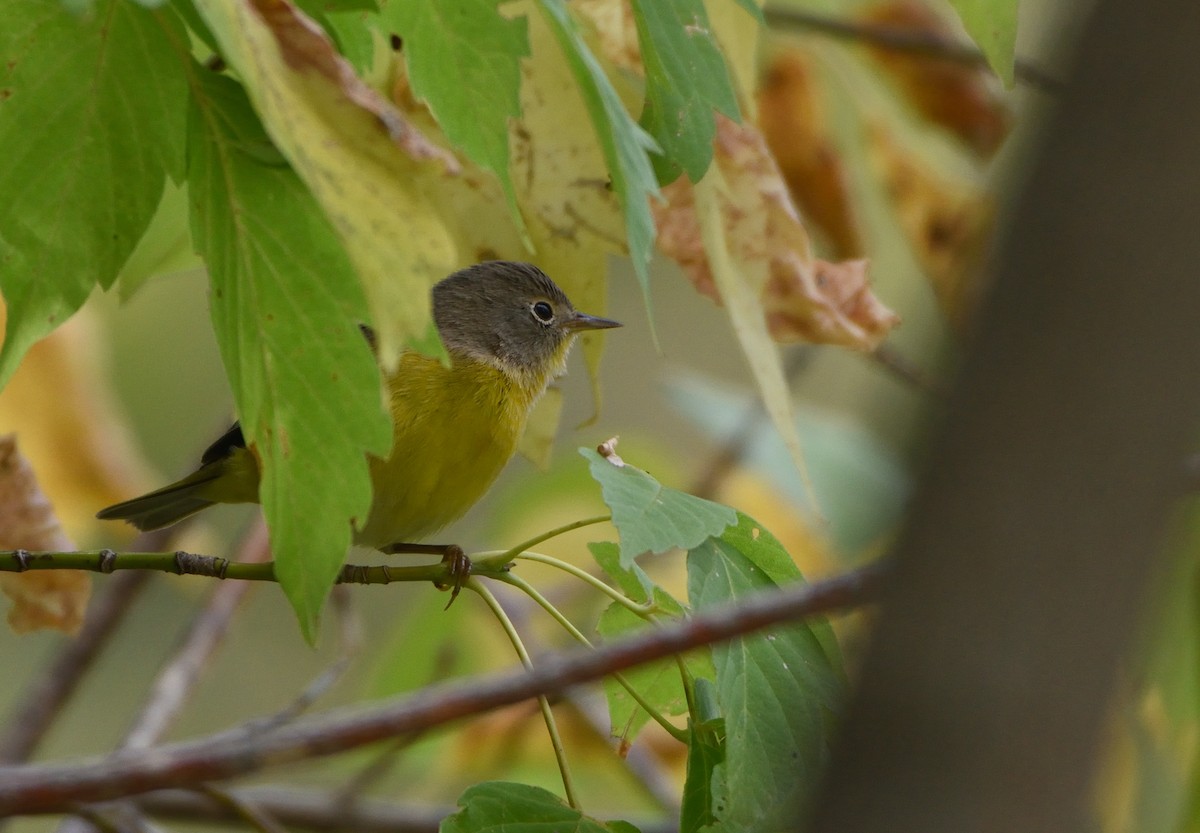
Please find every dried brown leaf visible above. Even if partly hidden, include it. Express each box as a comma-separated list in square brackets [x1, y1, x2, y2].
[252, 0, 460, 171]
[860, 0, 1011, 158]
[0, 436, 89, 634]
[656, 115, 899, 349]
[757, 49, 864, 259]
[0, 311, 151, 540]
[196, 0, 461, 370]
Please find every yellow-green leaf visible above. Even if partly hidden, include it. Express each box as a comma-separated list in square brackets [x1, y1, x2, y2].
[193, 0, 459, 369]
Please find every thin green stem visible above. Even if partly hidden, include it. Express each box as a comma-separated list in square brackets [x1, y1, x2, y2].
[498, 573, 689, 744]
[511, 551, 656, 617]
[675, 655, 698, 723]
[0, 550, 512, 586]
[499, 514, 612, 560]
[466, 578, 580, 810]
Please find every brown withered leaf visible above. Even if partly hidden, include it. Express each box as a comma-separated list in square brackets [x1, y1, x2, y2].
[655, 115, 899, 349]
[867, 122, 992, 326]
[757, 49, 865, 259]
[194, 0, 460, 371]
[250, 0, 461, 170]
[860, 0, 1011, 158]
[766, 259, 896, 344]
[0, 310, 151, 541]
[0, 436, 89, 634]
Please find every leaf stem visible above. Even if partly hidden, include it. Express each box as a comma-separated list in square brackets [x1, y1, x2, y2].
[507, 550, 657, 616]
[465, 578, 580, 810]
[497, 573, 689, 744]
[498, 514, 612, 559]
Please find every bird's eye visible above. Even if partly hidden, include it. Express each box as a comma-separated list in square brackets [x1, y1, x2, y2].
[531, 301, 555, 324]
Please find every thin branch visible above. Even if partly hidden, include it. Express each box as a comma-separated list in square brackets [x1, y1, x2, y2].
[763, 5, 1064, 93]
[122, 522, 271, 751]
[0, 550, 514, 586]
[0, 561, 884, 815]
[55, 525, 273, 833]
[870, 344, 946, 397]
[194, 785, 289, 833]
[236, 585, 363, 736]
[134, 787, 681, 833]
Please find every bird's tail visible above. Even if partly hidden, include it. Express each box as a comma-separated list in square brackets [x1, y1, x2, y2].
[96, 464, 225, 531]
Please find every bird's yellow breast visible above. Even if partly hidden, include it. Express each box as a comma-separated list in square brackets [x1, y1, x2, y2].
[352, 351, 544, 547]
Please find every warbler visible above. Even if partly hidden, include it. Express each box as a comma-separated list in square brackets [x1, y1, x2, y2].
[97, 261, 621, 551]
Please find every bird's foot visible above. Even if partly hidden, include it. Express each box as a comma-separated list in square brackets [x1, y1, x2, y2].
[379, 541, 472, 607]
[435, 545, 471, 608]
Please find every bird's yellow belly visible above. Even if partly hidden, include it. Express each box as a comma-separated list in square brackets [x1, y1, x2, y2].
[353, 355, 535, 547]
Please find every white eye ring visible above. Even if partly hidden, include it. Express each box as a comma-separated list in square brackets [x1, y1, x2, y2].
[531, 301, 555, 324]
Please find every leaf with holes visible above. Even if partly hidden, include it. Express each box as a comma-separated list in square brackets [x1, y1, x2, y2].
[582, 448, 736, 565]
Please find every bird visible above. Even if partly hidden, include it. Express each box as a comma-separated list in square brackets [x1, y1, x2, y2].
[97, 261, 621, 559]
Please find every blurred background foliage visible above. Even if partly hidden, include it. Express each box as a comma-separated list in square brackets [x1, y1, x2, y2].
[5, 0, 1192, 831]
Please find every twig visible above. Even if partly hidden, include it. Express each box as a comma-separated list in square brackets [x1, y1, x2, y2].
[0, 550, 514, 586]
[238, 585, 362, 736]
[870, 344, 945, 397]
[0, 561, 885, 815]
[134, 786, 681, 833]
[122, 522, 271, 751]
[763, 6, 1064, 92]
[56, 524, 273, 833]
[195, 785, 289, 833]
[331, 734, 423, 813]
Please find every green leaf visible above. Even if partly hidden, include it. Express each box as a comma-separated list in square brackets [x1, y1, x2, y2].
[630, 0, 739, 183]
[687, 513, 844, 830]
[321, 8, 383, 73]
[441, 782, 641, 832]
[598, 601, 712, 744]
[384, 0, 529, 231]
[0, 0, 187, 387]
[533, 0, 660, 299]
[681, 715, 725, 833]
[115, 180, 202, 299]
[945, 0, 1018, 86]
[295, 0, 378, 14]
[591, 542, 711, 742]
[589, 540, 681, 611]
[188, 72, 391, 640]
[581, 448, 737, 566]
[194, 0, 458, 371]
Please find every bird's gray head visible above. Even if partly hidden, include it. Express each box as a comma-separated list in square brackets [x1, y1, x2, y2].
[432, 261, 620, 383]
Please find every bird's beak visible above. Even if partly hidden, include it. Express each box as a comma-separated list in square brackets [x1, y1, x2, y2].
[564, 312, 622, 332]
